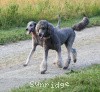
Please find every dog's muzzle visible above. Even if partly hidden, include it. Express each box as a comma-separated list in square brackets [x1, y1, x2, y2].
[26, 28, 34, 35]
[39, 32, 44, 39]
[38, 32, 50, 40]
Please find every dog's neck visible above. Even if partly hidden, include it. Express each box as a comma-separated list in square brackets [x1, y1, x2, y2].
[32, 31, 37, 38]
[43, 36, 51, 40]
[31, 31, 50, 41]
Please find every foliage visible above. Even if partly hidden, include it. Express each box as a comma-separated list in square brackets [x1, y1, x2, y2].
[0, 0, 100, 29]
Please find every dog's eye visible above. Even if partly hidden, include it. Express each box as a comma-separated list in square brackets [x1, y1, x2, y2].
[30, 24, 33, 27]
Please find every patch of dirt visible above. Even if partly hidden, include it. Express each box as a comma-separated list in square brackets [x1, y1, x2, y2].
[0, 27, 100, 92]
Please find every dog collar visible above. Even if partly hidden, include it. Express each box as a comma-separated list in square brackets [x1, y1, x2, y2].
[43, 36, 50, 40]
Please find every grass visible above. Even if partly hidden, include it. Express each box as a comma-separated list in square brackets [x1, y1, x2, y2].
[11, 64, 100, 92]
[0, 0, 100, 29]
[0, 28, 31, 45]
[0, 16, 100, 45]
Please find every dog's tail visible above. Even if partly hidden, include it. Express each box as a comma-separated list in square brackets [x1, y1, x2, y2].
[72, 17, 89, 31]
[56, 14, 61, 29]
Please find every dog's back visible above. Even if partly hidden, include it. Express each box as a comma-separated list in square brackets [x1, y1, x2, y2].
[55, 28, 75, 45]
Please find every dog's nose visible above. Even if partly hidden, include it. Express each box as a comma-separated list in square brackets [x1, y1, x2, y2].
[26, 28, 28, 31]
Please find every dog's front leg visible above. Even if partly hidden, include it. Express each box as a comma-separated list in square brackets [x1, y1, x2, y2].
[40, 47, 48, 74]
[56, 50, 63, 68]
[63, 46, 71, 69]
[23, 44, 36, 66]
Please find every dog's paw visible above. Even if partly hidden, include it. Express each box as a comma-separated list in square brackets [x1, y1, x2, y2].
[63, 59, 71, 69]
[23, 64, 28, 67]
[40, 62, 47, 74]
[57, 64, 62, 68]
[41, 70, 46, 74]
[63, 66, 68, 70]
[73, 59, 77, 63]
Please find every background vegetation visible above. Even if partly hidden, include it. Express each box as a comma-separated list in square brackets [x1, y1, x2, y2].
[0, 15, 100, 45]
[0, 0, 100, 44]
[0, 0, 100, 29]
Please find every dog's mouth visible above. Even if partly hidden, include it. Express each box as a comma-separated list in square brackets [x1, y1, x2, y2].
[38, 33, 50, 40]
[26, 31, 31, 35]
[39, 33, 44, 39]
[26, 28, 34, 35]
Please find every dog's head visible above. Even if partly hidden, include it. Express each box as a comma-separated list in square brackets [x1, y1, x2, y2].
[36, 20, 54, 39]
[26, 21, 36, 34]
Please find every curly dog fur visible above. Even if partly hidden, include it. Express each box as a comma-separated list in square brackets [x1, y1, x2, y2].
[72, 17, 89, 31]
[23, 16, 61, 66]
[36, 17, 89, 74]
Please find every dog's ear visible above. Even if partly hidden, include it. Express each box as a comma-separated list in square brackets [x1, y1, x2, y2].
[47, 23, 54, 36]
[34, 22, 36, 26]
[34, 22, 37, 29]
[35, 23, 40, 34]
[47, 22, 59, 44]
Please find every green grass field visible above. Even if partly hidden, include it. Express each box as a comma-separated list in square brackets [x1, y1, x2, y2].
[11, 64, 100, 92]
[0, 16, 100, 45]
[0, 28, 31, 45]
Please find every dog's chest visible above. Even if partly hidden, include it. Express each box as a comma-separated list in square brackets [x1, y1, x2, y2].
[44, 39, 58, 50]
[33, 37, 43, 46]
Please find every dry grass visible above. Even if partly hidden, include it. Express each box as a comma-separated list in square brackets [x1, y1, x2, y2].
[0, 0, 100, 28]
[0, 0, 100, 15]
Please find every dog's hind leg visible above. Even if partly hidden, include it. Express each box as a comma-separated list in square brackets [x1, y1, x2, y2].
[63, 36, 75, 69]
[63, 32, 75, 69]
[23, 44, 36, 66]
[63, 44, 71, 69]
[71, 48, 77, 63]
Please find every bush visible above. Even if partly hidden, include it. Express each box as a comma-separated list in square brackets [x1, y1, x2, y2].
[0, 0, 100, 29]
